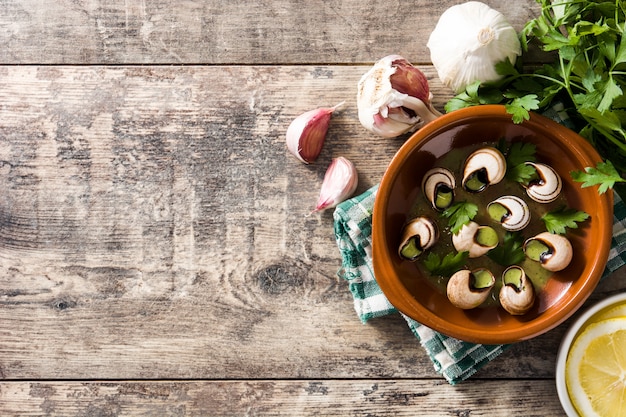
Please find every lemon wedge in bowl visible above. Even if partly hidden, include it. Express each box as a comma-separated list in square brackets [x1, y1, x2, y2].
[565, 318, 626, 416]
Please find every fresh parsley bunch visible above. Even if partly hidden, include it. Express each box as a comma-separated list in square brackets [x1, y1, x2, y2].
[446, 0, 626, 186]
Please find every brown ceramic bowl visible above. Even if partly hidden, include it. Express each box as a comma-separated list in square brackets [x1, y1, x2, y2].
[372, 105, 613, 344]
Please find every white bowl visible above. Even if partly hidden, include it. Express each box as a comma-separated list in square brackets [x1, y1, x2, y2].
[555, 292, 626, 416]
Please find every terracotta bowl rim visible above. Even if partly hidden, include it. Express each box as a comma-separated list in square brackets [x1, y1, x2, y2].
[372, 104, 613, 344]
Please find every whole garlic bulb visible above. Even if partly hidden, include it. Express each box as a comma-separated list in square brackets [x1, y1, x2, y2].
[357, 55, 442, 138]
[427, 1, 521, 93]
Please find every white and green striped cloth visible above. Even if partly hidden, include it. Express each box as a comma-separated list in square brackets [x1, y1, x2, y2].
[333, 169, 626, 385]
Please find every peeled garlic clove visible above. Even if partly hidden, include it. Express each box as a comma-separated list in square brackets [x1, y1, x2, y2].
[357, 55, 442, 138]
[427, 2, 522, 93]
[286, 102, 344, 164]
[313, 157, 358, 212]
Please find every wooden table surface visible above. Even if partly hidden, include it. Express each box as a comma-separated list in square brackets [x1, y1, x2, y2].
[1, 1, 625, 415]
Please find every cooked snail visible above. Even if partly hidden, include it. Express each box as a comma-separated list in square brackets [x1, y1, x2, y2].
[447, 268, 495, 309]
[524, 162, 562, 203]
[398, 216, 439, 260]
[524, 232, 573, 271]
[452, 222, 499, 258]
[422, 167, 456, 211]
[499, 266, 535, 315]
[487, 195, 531, 232]
[462, 147, 506, 192]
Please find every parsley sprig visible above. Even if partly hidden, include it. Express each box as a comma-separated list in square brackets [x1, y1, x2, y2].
[423, 251, 469, 277]
[487, 232, 526, 267]
[504, 141, 537, 183]
[442, 201, 478, 234]
[571, 160, 626, 194]
[541, 206, 590, 235]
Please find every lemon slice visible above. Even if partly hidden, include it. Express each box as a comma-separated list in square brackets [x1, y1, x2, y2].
[594, 303, 626, 322]
[565, 318, 626, 417]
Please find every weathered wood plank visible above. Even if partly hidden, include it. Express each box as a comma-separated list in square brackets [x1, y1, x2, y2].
[0, 65, 624, 382]
[0, 0, 541, 64]
[0, 64, 444, 380]
[0, 379, 567, 416]
[0, 273, 622, 380]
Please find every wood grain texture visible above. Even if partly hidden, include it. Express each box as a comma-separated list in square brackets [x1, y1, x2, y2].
[0, 0, 540, 64]
[0, 64, 442, 380]
[0, 65, 624, 385]
[0, 380, 567, 416]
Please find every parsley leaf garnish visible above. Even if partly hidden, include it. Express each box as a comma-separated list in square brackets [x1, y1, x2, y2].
[541, 207, 590, 235]
[505, 142, 537, 183]
[423, 251, 469, 277]
[504, 94, 540, 123]
[506, 142, 537, 167]
[571, 160, 626, 195]
[486, 232, 525, 267]
[441, 201, 478, 234]
[507, 164, 537, 184]
[443, 81, 504, 113]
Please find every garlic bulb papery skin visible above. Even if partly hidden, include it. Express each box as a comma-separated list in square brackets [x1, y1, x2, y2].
[357, 55, 442, 138]
[286, 102, 344, 164]
[314, 157, 358, 212]
[427, 1, 521, 93]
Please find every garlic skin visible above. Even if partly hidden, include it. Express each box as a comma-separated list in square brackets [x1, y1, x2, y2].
[314, 157, 358, 212]
[286, 102, 344, 164]
[427, 1, 521, 93]
[357, 55, 442, 138]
